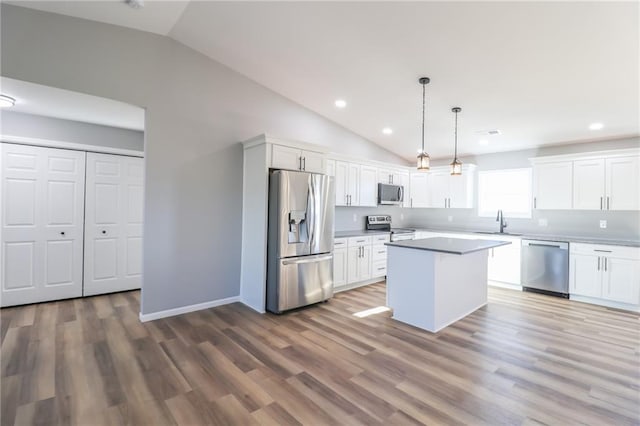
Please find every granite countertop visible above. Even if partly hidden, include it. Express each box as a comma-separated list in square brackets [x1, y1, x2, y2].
[411, 227, 640, 248]
[386, 237, 511, 255]
[334, 230, 391, 238]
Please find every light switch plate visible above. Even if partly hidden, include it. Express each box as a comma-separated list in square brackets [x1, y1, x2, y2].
[600, 220, 607, 229]
[448, 216, 453, 222]
[538, 218, 548, 227]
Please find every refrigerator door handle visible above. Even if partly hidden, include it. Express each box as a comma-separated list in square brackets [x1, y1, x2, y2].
[307, 178, 316, 250]
[282, 254, 333, 265]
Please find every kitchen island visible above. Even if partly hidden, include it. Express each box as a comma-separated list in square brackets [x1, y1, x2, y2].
[385, 237, 511, 332]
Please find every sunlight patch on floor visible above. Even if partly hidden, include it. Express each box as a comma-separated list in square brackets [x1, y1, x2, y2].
[352, 305, 391, 318]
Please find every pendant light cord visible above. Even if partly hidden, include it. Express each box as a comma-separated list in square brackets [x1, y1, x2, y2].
[454, 110, 458, 159]
[421, 82, 426, 153]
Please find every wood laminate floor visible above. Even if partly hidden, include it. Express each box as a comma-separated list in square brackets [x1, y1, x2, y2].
[1, 283, 639, 425]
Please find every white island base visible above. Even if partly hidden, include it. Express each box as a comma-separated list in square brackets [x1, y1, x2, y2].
[386, 245, 490, 333]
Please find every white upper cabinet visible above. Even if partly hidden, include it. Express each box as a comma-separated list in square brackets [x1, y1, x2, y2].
[271, 144, 325, 173]
[378, 168, 401, 185]
[533, 162, 573, 210]
[359, 165, 378, 207]
[532, 150, 639, 211]
[325, 159, 336, 176]
[398, 172, 411, 208]
[606, 156, 639, 210]
[573, 159, 605, 210]
[427, 166, 475, 208]
[347, 163, 361, 206]
[334, 161, 349, 206]
[409, 172, 429, 208]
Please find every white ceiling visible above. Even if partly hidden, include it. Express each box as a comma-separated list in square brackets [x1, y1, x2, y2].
[8, 2, 640, 160]
[1, 77, 145, 131]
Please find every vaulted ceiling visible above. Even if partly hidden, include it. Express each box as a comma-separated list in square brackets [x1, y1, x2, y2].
[8, 1, 639, 160]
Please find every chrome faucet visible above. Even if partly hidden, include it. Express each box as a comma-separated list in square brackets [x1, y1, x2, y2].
[496, 210, 508, 233]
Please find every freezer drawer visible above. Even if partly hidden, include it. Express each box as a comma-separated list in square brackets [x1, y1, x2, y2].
[267, 253, 334, 313]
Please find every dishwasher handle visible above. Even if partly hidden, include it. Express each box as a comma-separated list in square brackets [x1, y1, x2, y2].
[522, 240, 569, 250]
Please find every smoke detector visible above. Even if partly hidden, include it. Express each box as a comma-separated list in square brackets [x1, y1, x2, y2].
[124, 0, 144, 9]
[475, 129, 501, 136]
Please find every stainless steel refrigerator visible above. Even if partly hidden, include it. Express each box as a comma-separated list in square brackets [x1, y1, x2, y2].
[266, 170, 335, 313]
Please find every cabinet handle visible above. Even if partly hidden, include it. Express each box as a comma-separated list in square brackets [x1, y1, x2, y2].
[597, 256, 600, 271]
[604, 257, 607, 272]
[607, 197, 610, 210]
[411, 198, 413, 208]
[377, 267, 385, 271]
[600, 196, 603, 210]
[444, 198, 447, 208]
[298, 156, 302, 170]
[594, 249, 612, 253]
[302, 157, 306, 171]
[534, 197, 537, 209]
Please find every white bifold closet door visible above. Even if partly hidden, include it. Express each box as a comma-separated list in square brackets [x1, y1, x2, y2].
[1, 143, 85, 307]
[84, 153, 144, 296]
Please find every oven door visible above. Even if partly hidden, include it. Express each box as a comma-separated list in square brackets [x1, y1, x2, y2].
[378, 183, 404, 205]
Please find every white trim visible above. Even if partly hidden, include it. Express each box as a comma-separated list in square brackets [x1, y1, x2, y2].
[569, 295, 639, 313]
[529, 148, 640, 164]
[139, 295, 241, 322]
[1, 135, 144, 157]
[488, 281, 523, 291]
[334, 277, 386, 293]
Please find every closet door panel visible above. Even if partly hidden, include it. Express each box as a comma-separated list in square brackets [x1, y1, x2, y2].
[1, 143, 84, 307]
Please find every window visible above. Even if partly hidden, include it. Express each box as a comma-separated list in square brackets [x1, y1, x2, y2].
[478, 168, 532, 218]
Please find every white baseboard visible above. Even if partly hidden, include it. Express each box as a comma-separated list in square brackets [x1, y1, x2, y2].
[139, 295, 240, 322]
[569, 295, 640, 313]
[488, 281, 523, 291]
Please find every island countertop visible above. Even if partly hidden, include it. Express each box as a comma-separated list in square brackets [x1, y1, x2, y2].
[386, 237, 511, 255]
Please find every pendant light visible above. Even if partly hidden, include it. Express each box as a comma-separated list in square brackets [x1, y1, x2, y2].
[450, 107, 463, 175]
[416, 77, 430, 170]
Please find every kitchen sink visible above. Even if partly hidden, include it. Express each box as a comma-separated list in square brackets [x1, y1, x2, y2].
[474, 231, 523, 236]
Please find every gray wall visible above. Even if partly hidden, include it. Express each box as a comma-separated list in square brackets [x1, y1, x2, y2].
[337, 137, 640, 240]
[1, 110, 144, 151]
[0, 5, 407, 315]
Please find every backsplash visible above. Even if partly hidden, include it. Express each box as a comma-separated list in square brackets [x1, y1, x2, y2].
[335, 206, 639, 240]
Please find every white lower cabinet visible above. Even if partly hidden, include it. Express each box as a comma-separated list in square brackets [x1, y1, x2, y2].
[487, 236, 521, 285]
[333, 234, 389, 291]
[570, 243, 640, 308]
[333, 238, 348, 289]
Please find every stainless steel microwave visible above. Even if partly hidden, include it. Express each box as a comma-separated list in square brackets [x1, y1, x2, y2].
[378, 183, 404, 205]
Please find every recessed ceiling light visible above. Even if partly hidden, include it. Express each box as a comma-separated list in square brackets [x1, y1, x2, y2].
[478, 139, 489, 146]
[382, 127, 393, 135]
[589, 122, 604, 130]
[0, 95, 15, 108]
[334, 99, 347, 108]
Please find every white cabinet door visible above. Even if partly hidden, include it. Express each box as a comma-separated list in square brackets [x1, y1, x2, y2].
[347, 163, 360, 206]
[570, 254, 602, 298]
[428, 171, 449, 208]
[409, 173, 429, 208]
[398, 172, 410, 208]
[573, 159, 605, 210]
[271, 144, 301, 171]
[533, 162, 573, 209]
[1, 143, 85, 307]
[359, 165, 378, 207]
[333, 247, 347, 288]
[606, 156, 640, 210]
[301, 150, 325, 173]
[84, 153, 144, 296]
[602, 257, 640, 304]
[488, 239, 521, 285]
[325, 159, 336, 177]
[334, 161, 349, 206]
[449, 173, 474, 208]
[359, 244, 372, 281]
[378, 168, 392, 184]
[347, 246, 360, 283]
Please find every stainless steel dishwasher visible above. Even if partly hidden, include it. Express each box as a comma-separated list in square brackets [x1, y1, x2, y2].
[521, 239, 569, 298]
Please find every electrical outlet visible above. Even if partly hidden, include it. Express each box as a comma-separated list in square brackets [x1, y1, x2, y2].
[448, 215, 453, 222]
[538, 218, 548, 227]
[600, 220, 607, 229]
[353, 213, 357, 222]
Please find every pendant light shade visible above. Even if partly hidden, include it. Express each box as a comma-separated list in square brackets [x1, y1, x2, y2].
[416, 77, 430, 171]
[450, 107, 463, 175]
